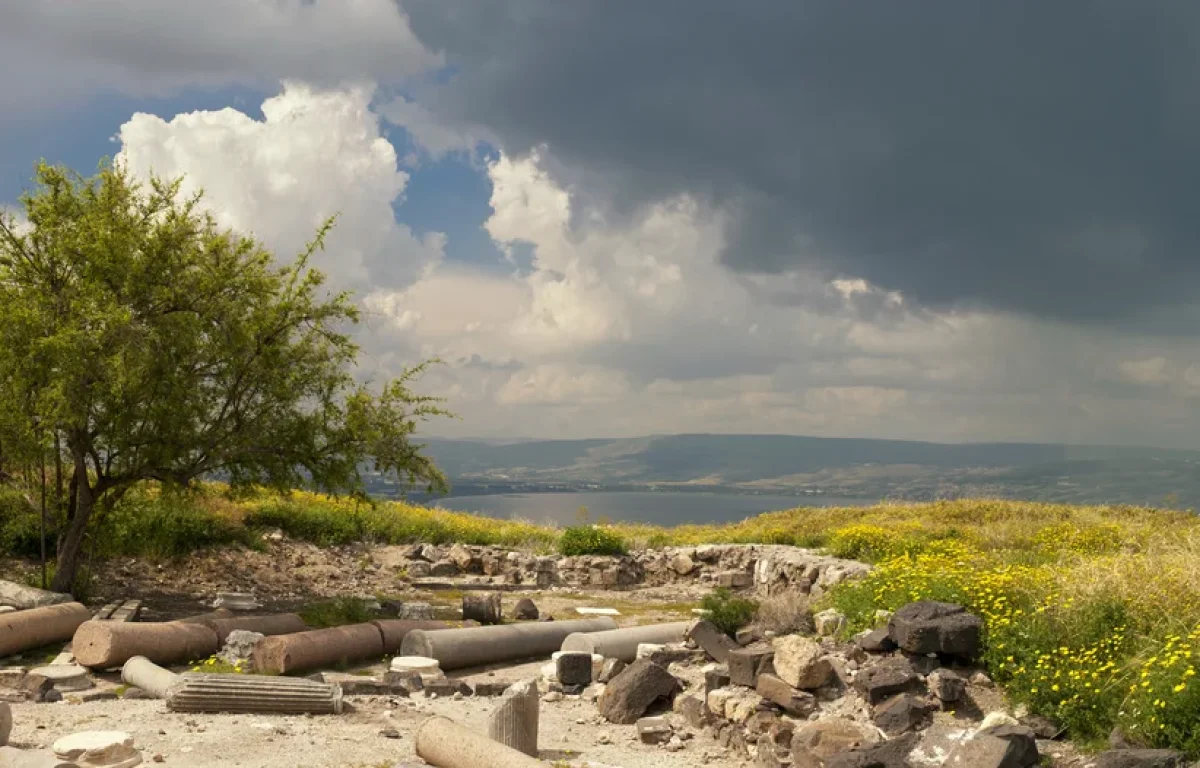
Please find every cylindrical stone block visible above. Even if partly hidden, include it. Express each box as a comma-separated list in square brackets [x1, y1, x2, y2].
[73, 620, 220, 669]
[401, 617, 618, 671]
[560, 621, 692, 662]
[201, 614, 307, 644]
[487, 680, 539, 757]
[372, 620, 449, 654]
[121, 656, 181, 699]
[462, 593, 502, 625]
[253, 623, 385, 675]
[0, 602, 91, 658]
[418, 715, 543, 768]
[174, 608, 234, 624]
[166, 673, 342, 714]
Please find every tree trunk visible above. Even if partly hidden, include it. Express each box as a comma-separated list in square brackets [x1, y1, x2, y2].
[51, 455, 95, 593]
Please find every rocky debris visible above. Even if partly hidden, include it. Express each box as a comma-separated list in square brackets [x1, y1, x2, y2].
[398, 602, 434, 621]
[423, 679, 473, 698]
[727, 644, 774, 687]
[596, 660, 681, 724]
[888, 601, 983, 659]
[704, 666, 731, 696]
[1091, 749, 1190, 767]
[461, 592, 502, 625]
[0, 702, 9, 746]
[0, 668, 25, 688]
[927, 668, 966, 704]
[706, 687, 764, 724]
[815, 608, 847, 637]
[772, 635, 832, 689]
[217, 630, 264, 666]
[945, 728, 1038, 768]
[979, 724, 1038, 765]
[673, 693, 711, 728]
[734, 626, 761, 645]
[717, 571, 753, 589]
[53, 730, 141, 767]
[670, 554, 695, 576]
[20, 673, 54, 703]
[756, 673, 818, 717]
[556, 652, 594, 687]
[0, 745, 78, 767]
[853, 657, 920, 705]
[686, 619, 739, 663]
[511, 598, 539, 620]
[636, 716, 673, 744]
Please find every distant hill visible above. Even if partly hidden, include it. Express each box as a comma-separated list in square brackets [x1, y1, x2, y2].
[387, 434, 1200, 509]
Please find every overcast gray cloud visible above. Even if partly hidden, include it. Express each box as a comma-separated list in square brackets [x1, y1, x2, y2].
[402, 1, 1200, 329]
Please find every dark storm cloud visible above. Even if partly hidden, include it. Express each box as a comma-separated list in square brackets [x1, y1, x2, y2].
[402, 1, 1200, 327]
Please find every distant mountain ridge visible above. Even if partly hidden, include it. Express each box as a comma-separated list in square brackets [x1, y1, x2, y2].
[397, 434, 1200, 508]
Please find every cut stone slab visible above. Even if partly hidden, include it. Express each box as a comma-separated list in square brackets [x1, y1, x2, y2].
[575, 607, 620, 616]
[888, 601, 983, 659]
[978, 724, 1039, 767]
[0, 701, 10, 746]
[772, 635, 832, 689]
[53, 730, 141, 767]
[596, 659, 681, 724]
[29, 665, 93, 692]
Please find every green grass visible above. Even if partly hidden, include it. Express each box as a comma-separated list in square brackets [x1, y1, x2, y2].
[299, 596, 380, 628]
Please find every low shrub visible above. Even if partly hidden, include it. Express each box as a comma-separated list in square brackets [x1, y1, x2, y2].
[558, 525, 628, 556]
[701, 587, 758, 637]
[300, 597, 379, 628]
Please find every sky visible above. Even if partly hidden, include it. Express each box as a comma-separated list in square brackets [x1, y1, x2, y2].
[3, 1, 1200, 448]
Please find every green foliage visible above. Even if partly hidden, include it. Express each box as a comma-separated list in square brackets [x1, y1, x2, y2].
[0, 486, 43, 557]
[701, 587, 759, 637]
[558, 525, 628, 556]
[0, 161, 450, 589]
[300, 597, 378, 628]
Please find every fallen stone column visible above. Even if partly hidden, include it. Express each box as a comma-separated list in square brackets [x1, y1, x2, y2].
[173, 608, 234, 624]
[200, 614, 307, 644]
[253, 623, 384, 675]
[120, 656, 180, 699]
[166, 673, 342, 714]
[417, 715, 543, 768]
[72, 620, 219, 669]
[372, 619, 449, 654]
[401, 617, 618, 671]
[560, 621, 692, 662]
[487, 680, 539, 757]
[0, 579, 72, 610]
[0, 602, 91, 658]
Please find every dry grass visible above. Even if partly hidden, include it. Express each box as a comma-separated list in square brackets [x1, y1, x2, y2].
[755, 591, 815, 636]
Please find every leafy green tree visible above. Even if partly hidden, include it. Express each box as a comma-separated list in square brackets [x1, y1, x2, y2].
[0, 161, 450, 591]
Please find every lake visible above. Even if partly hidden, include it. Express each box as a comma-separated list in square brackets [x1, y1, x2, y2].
[431, 491, 876, 528]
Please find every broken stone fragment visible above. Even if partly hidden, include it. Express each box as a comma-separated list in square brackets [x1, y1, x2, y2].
[597, 659, 681, 724]
[636, 716, 673, 744]
[727, 644, 774, 687]
[927, 668, 967, 703]
[686, 619, 739, 664]
[945, 731, 1037, 768]
[1091, 749, 1189, 768]
[853, 659, 920, 704]
[771, 635, 832, 690]
[0, 702, 9, 746]
[855, 627, 897, 653]
[791, 717, 880, 763]
[53, 730, 141, 768]
[755, 673, 818, 717]
[823, 731, 918, 768]
[814, 609, 846, 637]
[597, 658, 626, 683]
[511, 598, 539, 621]
[872, 693, 932, 736]
[888, 601, 983, 659]
[673, 693, 711, 728]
